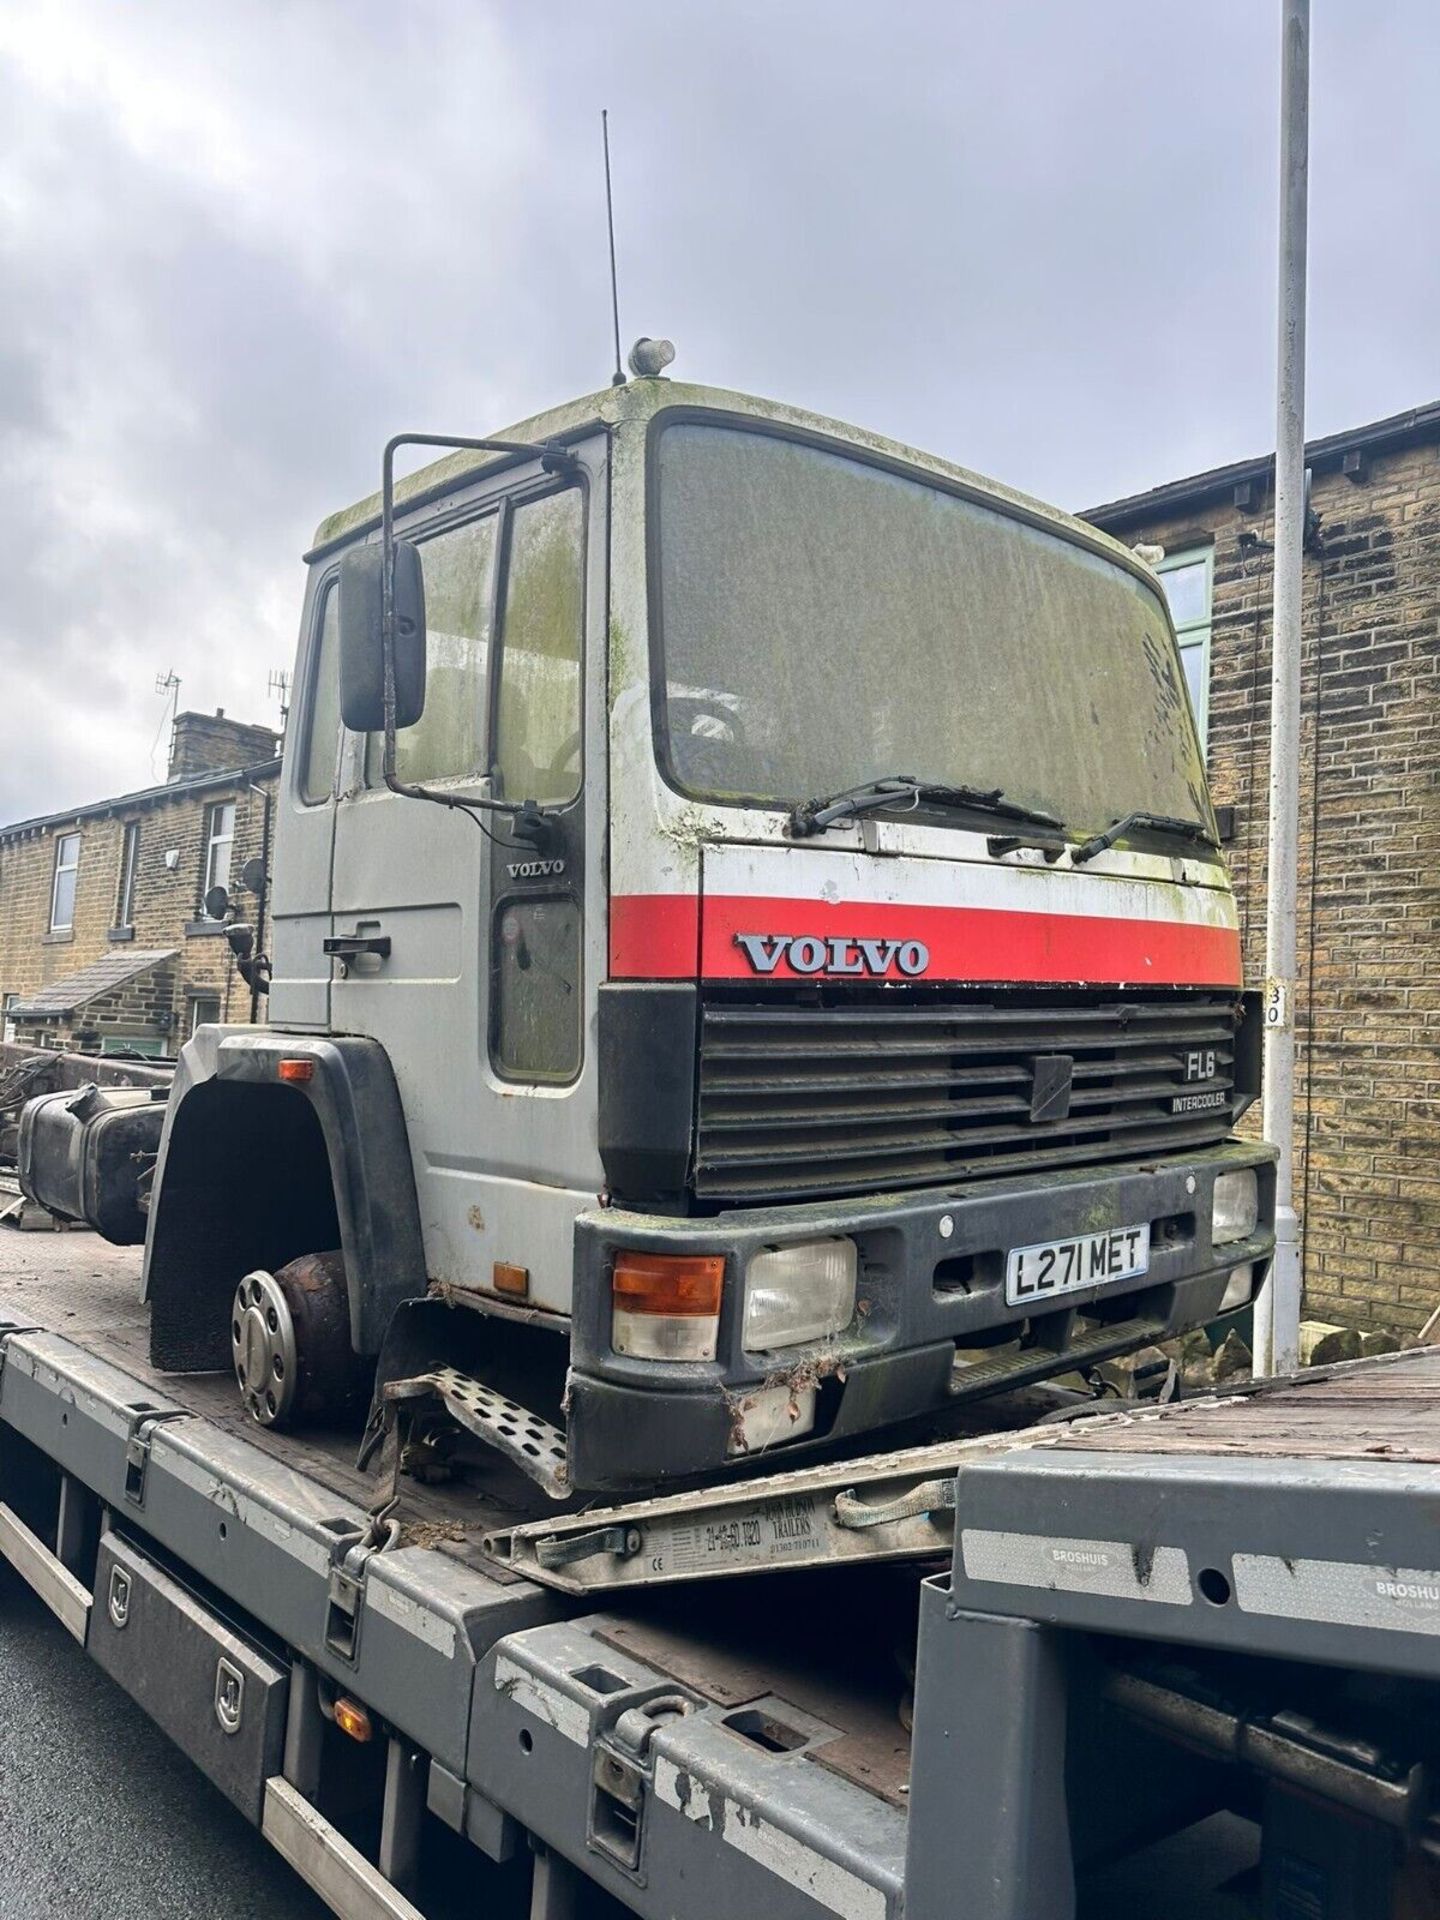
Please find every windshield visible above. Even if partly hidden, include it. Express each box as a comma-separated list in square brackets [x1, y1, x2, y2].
[652, 420, 1210, 835]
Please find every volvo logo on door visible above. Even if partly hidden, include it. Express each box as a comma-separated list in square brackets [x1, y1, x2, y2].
[506, 858, 567, 880]
[734, 932, 930, 978]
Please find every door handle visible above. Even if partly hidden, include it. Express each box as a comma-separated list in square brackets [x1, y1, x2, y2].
[323, 935, 392, 960]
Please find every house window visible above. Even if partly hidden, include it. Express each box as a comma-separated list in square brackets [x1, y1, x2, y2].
[100, 1034, 166, 1058]
[1157, 547, 1213, 748]
[116, 821, 141, 930]
[190, 993, 221, 1036]
[201, 801, 236, 914]
[50, 832, 81, 932]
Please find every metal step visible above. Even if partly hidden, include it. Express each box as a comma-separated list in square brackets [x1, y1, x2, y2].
[377, 1364, 570, 1502]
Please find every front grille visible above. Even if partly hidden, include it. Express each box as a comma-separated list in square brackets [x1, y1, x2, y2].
[694, 990, 1241, 1204]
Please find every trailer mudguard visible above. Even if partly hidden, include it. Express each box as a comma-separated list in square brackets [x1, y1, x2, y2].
[142, 1026, 425, 1372]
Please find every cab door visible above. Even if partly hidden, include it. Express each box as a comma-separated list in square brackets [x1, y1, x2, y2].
[269, 571, 341, 1030]
[329, 436, 606, 1311]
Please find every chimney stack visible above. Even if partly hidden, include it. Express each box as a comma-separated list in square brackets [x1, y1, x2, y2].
[168, 710, 281, 782]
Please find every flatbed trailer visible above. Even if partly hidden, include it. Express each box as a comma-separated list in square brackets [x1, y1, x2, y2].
[3, 1235, 1439, 1920]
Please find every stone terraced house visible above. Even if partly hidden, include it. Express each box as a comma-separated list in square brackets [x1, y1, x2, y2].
[0, 711, 280, 1058]
[1085, 401, 1440, 1338]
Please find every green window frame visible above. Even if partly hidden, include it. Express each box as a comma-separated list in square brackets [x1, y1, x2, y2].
[1156, 545, 1214, 749]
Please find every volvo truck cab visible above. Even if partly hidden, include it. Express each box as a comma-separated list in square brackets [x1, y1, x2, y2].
[42, 353, 1273, 1495]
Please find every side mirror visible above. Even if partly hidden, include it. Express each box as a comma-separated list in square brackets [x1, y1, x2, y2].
[224, 922, 255, 960]
[338, 540, 426, 734]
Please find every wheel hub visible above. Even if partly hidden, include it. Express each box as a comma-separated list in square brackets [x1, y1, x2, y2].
[231, 1269, 298, 1426]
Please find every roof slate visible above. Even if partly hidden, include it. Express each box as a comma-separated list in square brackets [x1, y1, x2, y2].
[1084, 399, 1440, 528]
[0, 758, 280, 845]
[9, 948, 178, 1019]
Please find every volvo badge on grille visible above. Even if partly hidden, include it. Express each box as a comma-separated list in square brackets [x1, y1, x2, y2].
[733, 933, 930, 978]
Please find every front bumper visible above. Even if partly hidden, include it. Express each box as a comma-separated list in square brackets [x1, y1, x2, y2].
[567, 1141, 1276, 1491]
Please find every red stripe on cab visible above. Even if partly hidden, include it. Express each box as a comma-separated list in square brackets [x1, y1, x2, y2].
[609, 893, 1242, 990]
[608, 893, 701, 979]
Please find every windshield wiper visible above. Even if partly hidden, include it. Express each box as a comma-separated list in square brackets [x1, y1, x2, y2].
[789, 776, 1064, 838]
[1072, 810, 1219, 866]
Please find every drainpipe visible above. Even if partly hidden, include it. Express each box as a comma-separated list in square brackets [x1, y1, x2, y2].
[1255, 0, 1308, 1378]
[248, 777, 274, 1025]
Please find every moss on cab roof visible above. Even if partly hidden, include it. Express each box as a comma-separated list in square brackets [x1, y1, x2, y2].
[308, 376, 1154, 589]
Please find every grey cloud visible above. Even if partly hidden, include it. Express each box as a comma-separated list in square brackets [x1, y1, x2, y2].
[1, 0, 1437, 821]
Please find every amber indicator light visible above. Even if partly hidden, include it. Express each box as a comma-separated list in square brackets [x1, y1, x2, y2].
[611, 1252, 725, 1317]
[333, 1697, 373, 1742]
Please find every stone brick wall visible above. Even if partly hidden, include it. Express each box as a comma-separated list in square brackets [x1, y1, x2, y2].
[1088, 422, 1440, 1336]
[0, 765, 279, 1050]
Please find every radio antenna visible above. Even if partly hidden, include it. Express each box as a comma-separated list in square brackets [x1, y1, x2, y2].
[602, 109, 625, 386]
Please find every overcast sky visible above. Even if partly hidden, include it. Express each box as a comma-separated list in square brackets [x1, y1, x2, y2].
[2, 1, 1436, 822]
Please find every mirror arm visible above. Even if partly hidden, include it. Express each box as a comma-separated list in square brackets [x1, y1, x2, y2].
[378, 432, 581, 822]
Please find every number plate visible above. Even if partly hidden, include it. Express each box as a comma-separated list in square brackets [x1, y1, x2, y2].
[1005, 1222, 1151, 1308]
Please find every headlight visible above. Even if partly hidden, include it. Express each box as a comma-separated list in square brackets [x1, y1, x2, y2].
[1219, 1264, 1254, 1312]
[1212, 1169, 1258, 1246]
[743, 1238, 858, 1351]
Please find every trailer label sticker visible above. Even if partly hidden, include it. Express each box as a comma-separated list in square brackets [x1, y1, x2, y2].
[1004, 1223, 1150, 1307]
[653, 1756, 889, 1920]
[961, 1529, 1192, 1606]
[159, 1446, 335, 1574]
[367, 1579, 458, 1658]
[493, 1654, 591, 1745]
[647, 1492, 831, 1580]
[1233, 1554, 1440, 1635]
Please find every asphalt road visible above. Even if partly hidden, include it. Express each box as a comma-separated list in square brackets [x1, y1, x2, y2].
[0, 1559, 326, 1920]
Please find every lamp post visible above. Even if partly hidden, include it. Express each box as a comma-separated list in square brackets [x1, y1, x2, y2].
[1254, 0, 1309, 1377]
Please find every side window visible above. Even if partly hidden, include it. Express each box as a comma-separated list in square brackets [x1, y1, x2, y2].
[367, 513, 499, 785]
[299, 587, 341, 805]
[1157, 547, 1213, 750]
[492, 895, 583, 1083]
[494, 489, 585, 806]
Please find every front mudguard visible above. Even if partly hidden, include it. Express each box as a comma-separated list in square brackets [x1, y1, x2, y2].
[143, 1027, 425, 1372]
